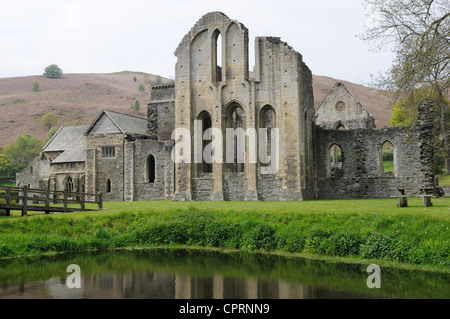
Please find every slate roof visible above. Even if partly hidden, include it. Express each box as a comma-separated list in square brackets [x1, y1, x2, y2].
[42, 126, 88, 163]
[85, 109, 149, 136]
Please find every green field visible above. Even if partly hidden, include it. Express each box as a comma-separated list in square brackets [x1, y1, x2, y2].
[0, 198, 449, 271]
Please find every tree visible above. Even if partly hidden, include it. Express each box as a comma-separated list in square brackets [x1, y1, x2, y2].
[0, 154, 13, 177]
[132, 100, 140, 112]
[155, 75, 161, 85]
[43, 64, 63, 78]
[2, 134, 43, 174]
[41, 112, 59, 130]
[31, 81, 39, 92]
[138, 83, 145, 92]
[360, 0, 450, 174]
[133, 76, 137, 82]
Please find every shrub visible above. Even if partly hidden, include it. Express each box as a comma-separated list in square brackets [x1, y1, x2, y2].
[305, 230, 333, 254]
[327, 232, 362, 257]
[245, 224, 277, 250]
[360, 234, 394, 259]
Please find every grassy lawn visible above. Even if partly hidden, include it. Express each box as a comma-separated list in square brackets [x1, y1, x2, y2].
[2, 197, 449, 218]
[437, 174, 450, 186]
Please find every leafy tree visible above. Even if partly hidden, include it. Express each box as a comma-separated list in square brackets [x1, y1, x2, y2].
[41, 112, 59, 130]
[133, 76, 137, 82]
[2, 134, 43, 174]
[389, 87, 449, 174]
[45, 126, 59, 143]
[43, 64, 63, 78]
[138, 83, 145, 92]
[132, 100, 140, 112]
[31, 81, 39, 92]
[0, 154, 13, 177]
[360, 0, 450, 174]
[155, 75, 161, 85]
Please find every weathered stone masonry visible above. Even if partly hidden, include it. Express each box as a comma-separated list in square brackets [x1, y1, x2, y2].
[314, 101, 435, 198]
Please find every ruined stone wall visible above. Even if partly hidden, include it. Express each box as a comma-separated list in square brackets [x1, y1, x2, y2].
[314, 102, 435, 198]
[123, 137, 174, 201]
[147, 84, 175, 141]
[173, 12, 315, 201]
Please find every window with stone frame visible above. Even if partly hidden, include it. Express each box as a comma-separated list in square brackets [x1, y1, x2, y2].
[259, 105, 276, 168]
[102, 146, 116, 158]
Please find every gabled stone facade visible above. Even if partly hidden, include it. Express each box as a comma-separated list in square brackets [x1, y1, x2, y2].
[316, 82, 375, 130]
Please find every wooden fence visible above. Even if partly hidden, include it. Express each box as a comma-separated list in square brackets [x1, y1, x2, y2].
[0, 186, 102, 216]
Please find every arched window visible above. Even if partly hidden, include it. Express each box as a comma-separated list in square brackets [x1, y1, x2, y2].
[212, 30, 222, 82]
[381, 141, 394, 175]
[147, 155, 156, 183]
[197, 112, 213, 174]
[225, 103, 245, 173]
[65, 177, 74, 192]
[259, 106, 276, 167]
[329, 144, 343, 177]
[106, 179, 111, 193]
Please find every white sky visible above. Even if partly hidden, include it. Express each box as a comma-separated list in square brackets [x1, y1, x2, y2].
[0, 0, 394, 85]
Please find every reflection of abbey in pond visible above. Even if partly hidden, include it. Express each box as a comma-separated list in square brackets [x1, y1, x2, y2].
[18, 273, 358, 299]
[17, 12, 438, 201]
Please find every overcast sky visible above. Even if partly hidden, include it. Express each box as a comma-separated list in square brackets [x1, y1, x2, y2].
[0, 0, 394, 85]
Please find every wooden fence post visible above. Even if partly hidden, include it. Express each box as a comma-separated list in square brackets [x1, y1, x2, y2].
[22, 186, 28, 216]
[45, 189, 50, 214]
[80, 192, 85, 211]
[98, 192, 103, 210]
[5, 187, 11, 216]
[63, 190, 68, 212]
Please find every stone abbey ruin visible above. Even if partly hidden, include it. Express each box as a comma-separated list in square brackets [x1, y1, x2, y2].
[17, 12, 438, 202]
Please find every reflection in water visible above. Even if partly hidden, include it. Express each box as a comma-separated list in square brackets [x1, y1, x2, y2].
[0, 248, 448, 299]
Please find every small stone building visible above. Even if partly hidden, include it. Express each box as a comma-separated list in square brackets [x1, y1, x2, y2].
[17, 12, 438, 201]
[17, 126, 87, 193]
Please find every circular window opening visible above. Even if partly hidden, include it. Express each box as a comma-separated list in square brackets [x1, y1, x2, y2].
[335, 101, 346, 111]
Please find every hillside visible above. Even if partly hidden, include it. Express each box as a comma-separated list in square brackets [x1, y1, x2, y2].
[0, 71, 391, 147]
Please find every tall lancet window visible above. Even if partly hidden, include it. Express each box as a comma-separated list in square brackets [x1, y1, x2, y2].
[212, 30, 222, 82]
[225, 103, 245, 173]
[259, 106, 276, 169]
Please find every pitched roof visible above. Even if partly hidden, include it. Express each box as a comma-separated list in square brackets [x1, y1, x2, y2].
[42, 126, 88, 163]
[85, 109, 149, 136]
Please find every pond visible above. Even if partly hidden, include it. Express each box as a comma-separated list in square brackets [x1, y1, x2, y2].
[0, 248, 448, 299]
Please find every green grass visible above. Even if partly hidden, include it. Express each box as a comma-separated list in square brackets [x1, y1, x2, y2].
[383, 160, 394, 172]
[0, 198, 449, 271]
[437, 174, 450, 186]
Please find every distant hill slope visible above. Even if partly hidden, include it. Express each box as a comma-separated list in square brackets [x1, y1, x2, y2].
[0, 71, 391, 147]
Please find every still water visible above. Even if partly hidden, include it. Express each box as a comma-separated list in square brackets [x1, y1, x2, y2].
[0, 248, 448, 299]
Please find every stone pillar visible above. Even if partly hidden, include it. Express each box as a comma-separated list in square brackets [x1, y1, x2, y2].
[123, 140, 135, 201]
[417, 101, 435, 188]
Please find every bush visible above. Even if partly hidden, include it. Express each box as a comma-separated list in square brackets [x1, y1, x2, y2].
[360, 234, 394, 259]
[245, 224, 277, 250]
[305, 230, 333, 254]
[329, 232, 362, 256]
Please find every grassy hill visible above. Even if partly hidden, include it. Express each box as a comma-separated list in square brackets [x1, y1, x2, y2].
[0, 71, 391, 147]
